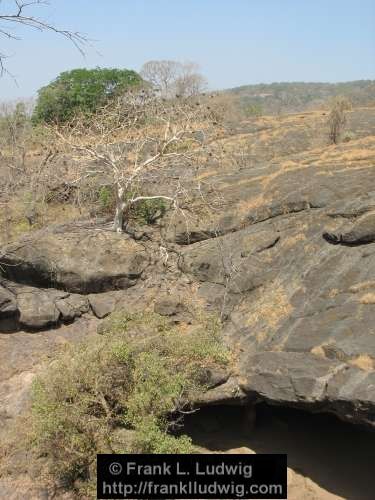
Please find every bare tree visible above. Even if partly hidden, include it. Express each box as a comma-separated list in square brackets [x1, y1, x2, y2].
[0, 99, 33, 197]
[174, 62, 207, 98]
[328, 96, 352, 144]
[140, 60, 180, 97]
[53, 90, 215, 232]
[140, 60, 207, 98]
[0, 0, 87, 76]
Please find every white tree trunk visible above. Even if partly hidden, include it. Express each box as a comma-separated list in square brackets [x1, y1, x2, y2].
[113, 204, 124, 233]
[113, 185, 125, 233]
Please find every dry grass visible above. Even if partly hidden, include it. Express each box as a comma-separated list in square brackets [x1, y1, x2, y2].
[349, 281, 375, 293]
[236, 194, 267, 214]
[310, 345, 326, 358]
[245, 282, 293, 332]
[359, 293, 375, 305]
[349, 355, 375, 371]
[0, 200, 84, 245]
[280, 233, 307, 251]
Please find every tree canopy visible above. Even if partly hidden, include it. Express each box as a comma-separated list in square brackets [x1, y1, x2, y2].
[32, 67, 143, 123]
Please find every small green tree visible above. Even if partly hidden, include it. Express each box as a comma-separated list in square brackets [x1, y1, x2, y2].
[328, 96, 352, 144]
[32, 68, 143, 123]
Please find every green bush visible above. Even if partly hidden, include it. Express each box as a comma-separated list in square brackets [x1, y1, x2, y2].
[29, 311, 230, 495]
[98, 185, 115, 213]
[132, 197, 167, 224]
[32, 67, 143, 124]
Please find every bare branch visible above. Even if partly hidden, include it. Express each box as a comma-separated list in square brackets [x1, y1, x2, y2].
[0, 0, 88, 75]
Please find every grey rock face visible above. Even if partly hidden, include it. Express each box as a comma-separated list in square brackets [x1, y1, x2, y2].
[171, 132, 375, 427]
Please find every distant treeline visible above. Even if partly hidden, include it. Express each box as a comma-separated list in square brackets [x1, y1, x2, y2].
[226, 80, 375, 115]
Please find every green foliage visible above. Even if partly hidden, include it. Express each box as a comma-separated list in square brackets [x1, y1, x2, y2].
[98, 185, 115, 212]
[32, 67, 143, 124]
[132, 197, 167, 224]
[29, 311, 230, 494]
[134, 418, 193, 454]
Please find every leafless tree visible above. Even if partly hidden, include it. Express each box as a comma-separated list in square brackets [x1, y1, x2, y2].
[0, 99, 33, 196]
[140, 60, 207, 98]
[53, 90, 216, 232]
[0, 0, 87, 76]
[140, 60, 180, 97]
[328, 96, 352, 144]
[174, 62, 207, 98]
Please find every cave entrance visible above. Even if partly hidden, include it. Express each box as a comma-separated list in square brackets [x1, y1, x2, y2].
[183, 403, 375, 500]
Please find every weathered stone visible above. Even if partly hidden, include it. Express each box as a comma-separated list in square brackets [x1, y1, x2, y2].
[88, 293, 117, 319]
[0, 227, 149, 293]
[16, 287, 66, 329]
[56, 294, 90, 321]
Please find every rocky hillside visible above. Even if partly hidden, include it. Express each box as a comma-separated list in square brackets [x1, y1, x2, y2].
[1, 104, 375, 496]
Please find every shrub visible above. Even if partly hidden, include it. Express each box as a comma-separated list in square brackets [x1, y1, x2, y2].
[327, 96, 352, 144]
[98, 185, 115, 213]
[132, 197, 167, 224]
[29, 311, 230, 495]
[32, 68, 143, 124]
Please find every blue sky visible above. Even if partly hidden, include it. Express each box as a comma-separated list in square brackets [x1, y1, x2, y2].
[1, 0, 374, 99]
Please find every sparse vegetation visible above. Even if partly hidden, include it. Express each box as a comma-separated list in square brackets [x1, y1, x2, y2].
[25, 311, 230, 496]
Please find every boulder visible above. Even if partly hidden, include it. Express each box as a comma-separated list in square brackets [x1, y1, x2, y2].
[88, 293, 117, 319]
[16, 287, 66, 330]
[56, 294, 90, 321]
[0, 281, 92, 331]
[0, 226, 149, 293]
